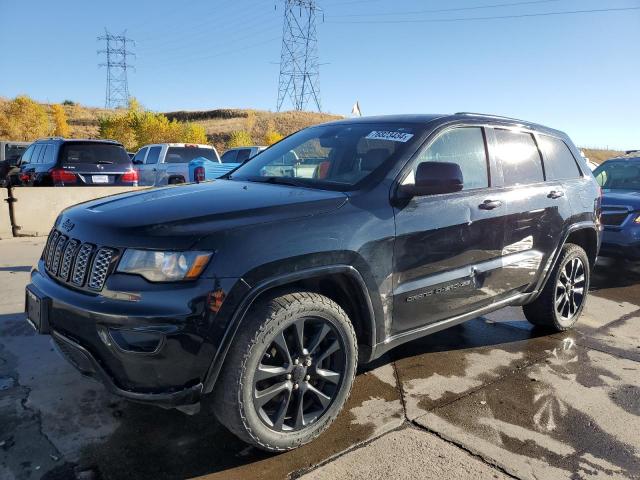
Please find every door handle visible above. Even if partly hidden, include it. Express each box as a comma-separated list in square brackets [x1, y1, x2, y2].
[152, 168, 157, 172]
[548, 190, 565, 199]
[479, 199, 502, 210]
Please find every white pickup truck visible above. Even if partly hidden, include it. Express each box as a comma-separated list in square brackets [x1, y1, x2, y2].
[132, 143, 239, 186]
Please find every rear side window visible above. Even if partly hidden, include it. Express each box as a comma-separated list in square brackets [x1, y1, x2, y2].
[221, 150, 238, 164]
[145, 146, 162, 164]
[30, 145, 43, 164]
[60, 143, 131, 165]
[41, 145, 55, 165]
[539, 135, 582, 180]
[406, 127, 489, 191]
[495, 129, 544, 186]
[165, 147, 217, 163]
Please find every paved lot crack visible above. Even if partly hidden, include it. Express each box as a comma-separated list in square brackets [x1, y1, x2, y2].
[405, 421, 520, 479]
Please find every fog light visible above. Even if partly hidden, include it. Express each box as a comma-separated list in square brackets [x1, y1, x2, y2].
[634, 215, 640, 224]
[108, 329, 164, 354]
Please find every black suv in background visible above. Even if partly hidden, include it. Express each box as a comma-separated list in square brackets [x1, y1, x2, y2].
[12, 138, 138, 186]
[25, 114, 601, 451]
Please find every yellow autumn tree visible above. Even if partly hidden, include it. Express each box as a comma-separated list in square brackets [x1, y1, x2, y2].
[264, 129, 284, 145]
[0, 95, 50, 141]
[227, 130, 253, 148]
[99, 98, 208, 150]
[51, 104, 70, 137]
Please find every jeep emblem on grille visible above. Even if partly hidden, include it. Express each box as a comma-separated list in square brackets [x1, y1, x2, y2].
[61, 219, 75, 232]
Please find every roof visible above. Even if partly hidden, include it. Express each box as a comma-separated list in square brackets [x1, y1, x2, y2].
[33, 138, 122, 145]
[323, 113, 566, 137]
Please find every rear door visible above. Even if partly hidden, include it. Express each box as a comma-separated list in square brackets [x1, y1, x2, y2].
[490, 128, 570, 294]
[392, 126, 508, 334]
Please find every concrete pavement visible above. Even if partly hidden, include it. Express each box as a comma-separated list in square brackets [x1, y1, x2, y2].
[0, 237, 639, 479]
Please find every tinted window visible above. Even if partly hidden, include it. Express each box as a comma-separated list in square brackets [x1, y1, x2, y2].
[406, 127, 489, 190]
[60, 143, 130, 165]
[19, 145, 34, 165]
[145, 146, 162, 164]
[41, 145, 55, 165]
[30, 145, 43, 165]
[495, 129, 544, 186]
[231, 123, 423, 189]
[221, 150, 238, 164]
[539, 135, 581, 180]
[236, 149, 252, 163]
[165, 147, 217, 163]
[132, 148, 147, 164]
[594, 162, 640, 190]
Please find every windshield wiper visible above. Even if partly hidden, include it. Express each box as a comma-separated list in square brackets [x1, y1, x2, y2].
[95, 160, 114, 165]
[247, 176, 304, 187]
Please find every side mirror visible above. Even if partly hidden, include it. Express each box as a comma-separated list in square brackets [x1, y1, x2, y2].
[402, 161, 464, 197]
[132, 159, 143, 165]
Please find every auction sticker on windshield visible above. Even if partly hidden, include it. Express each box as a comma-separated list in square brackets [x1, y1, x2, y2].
[366, 131, 414, 142]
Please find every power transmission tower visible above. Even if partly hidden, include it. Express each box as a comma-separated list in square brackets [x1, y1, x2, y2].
[98, 29, 135, 109]
[276, 0, 322, 112]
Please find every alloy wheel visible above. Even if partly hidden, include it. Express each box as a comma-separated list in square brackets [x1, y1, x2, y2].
[555, 257, 586, 320]
[252, 317, 346, 432]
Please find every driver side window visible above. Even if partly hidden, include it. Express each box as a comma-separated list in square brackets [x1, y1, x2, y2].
[403, 127, 489, 191]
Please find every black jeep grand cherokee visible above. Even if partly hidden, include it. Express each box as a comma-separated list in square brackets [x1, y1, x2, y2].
[26, 113, 601, 451]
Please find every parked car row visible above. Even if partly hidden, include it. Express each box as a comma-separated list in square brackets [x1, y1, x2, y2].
[0, 138, 268, 187]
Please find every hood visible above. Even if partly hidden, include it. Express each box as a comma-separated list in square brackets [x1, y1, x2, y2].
[57, 180, 348, 250]
[601, 189, 640, 211]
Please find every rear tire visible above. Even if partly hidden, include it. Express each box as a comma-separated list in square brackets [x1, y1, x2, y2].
[523, 243, 590, 331]
[213, 291, 357, 452]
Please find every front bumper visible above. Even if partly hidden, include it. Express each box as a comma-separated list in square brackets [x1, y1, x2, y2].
[28, 261, 241, 407]
[600, 227, 640, 260]
[51, 330, 203, 407]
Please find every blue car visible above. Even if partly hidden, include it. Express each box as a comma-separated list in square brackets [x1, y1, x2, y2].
[594, 156, 640, 259]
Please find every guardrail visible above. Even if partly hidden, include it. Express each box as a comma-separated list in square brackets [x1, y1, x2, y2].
[1, 186, 145, 238]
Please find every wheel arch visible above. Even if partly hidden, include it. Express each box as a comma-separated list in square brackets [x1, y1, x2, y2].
[202, 265, 376, 394]
[527, 222, 600, 304]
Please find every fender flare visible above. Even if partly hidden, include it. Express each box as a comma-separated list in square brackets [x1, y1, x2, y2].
[527, 221, 600, 303]
[201, 264, 376, 394]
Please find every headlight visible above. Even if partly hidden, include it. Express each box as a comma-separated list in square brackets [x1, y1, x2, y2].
[117, 250, 212, 282]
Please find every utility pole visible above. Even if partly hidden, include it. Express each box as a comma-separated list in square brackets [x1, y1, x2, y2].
[98, 29, 135, 109]
[276, 0, 322, 112]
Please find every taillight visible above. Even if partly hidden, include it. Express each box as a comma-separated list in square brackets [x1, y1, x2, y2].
[19, 173, 30, 183]
[121, 169, 138, 183]
[195, 166, 205, 183]
[50, 168, 77, 184]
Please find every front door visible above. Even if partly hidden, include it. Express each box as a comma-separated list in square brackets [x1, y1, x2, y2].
[392, 126, 508, 334]
[132, 148, 150, 185]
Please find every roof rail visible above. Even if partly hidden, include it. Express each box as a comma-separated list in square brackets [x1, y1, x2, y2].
[455, 112, 530, 124]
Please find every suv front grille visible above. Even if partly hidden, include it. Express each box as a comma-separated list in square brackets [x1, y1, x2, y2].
[43, 229, 117, 292]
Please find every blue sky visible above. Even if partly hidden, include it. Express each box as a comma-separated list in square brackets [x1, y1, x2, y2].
[0, 0, 638, 149]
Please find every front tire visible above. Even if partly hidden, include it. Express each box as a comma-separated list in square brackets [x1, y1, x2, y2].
[213, 292, 357, 452]
[523, 243, 590, 331]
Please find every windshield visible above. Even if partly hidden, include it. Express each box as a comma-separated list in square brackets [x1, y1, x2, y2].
[229, 123, 423, 190]
[594, 161, 640, 190]
[166, 147, 218, 163]
[61, 143, 131, 164]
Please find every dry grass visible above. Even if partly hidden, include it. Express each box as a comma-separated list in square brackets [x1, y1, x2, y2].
[0, 97, 341, 151]
[580, 148, 625, 165]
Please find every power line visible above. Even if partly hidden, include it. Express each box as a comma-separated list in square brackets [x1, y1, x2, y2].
[98, 29, 135, 109]
[327, 6, 640, 24]
[277, 0, 323, 112]
[327, 0, 566, 18]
